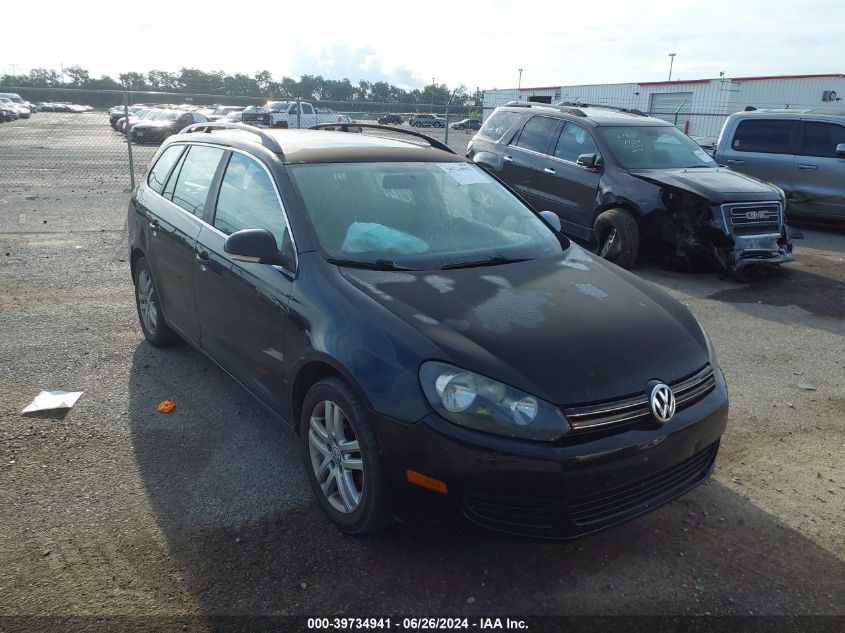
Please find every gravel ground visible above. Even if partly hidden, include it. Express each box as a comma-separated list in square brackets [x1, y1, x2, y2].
[0, 115, 843, 628]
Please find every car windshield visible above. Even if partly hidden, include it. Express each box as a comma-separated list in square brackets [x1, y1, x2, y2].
[288, 162, 565, 270]
[597, 125, 717, 169]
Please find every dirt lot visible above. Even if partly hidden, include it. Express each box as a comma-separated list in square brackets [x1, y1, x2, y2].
[0, 115, 843, 628]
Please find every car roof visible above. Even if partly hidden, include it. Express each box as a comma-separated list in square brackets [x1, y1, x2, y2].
[728, 109, 845, 122]
[176, 128, 466, 164]
[497, 102, 672, 127]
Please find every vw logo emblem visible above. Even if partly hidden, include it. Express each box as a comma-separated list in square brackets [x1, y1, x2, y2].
[649, 382, 676, 423]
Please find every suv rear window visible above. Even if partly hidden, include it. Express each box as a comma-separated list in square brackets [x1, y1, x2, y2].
[801, 121, 845, 157]
[514, 116, 559, 154]
[171, 145, 225, 217]
[732, 119, 797, 154]
[477, 111, 519, 140]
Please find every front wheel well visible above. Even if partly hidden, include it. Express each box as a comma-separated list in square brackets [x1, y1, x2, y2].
[130, 247, 145, 284]
[291, 361, 343, 433]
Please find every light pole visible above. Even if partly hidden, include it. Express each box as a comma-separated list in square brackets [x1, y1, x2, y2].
[518, 68, 523, 89]
[668, 54, 676, 81]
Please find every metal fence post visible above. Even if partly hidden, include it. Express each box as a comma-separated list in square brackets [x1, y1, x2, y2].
[444, 102, 449, 147]
[123, 91, 136, 190]
[296, 96, 302, 129]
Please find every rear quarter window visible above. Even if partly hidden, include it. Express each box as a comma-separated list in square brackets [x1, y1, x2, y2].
[477, 111, 520, 141]
[732, 119, 797, 154]
[147, 144, 185, 194]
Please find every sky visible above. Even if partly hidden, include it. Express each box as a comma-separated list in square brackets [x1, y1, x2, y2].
[1, 0, 843, 90]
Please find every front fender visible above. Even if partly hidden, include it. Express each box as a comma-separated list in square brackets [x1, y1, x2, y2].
[472, 151, 504, 173]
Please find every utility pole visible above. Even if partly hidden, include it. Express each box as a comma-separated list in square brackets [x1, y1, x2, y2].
[518, 68, 523, 89]
[668, 54, 676, 81]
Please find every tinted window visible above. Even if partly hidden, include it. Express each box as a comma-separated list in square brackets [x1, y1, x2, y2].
[801, 121, 845, 157]
[146, 144, 184, 194]
[514, 116, 559, 153]
[162, 148, 188, 200]
[553, 122, 598, 163]
[171, 145, 224, 217]
[214, 153, 288, 247]
[732, 119, 797, 154]
[477, 111, 519, 140]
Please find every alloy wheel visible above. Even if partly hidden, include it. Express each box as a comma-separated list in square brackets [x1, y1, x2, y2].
[308, 400, 364, 514]
[137, 269, 158, 335]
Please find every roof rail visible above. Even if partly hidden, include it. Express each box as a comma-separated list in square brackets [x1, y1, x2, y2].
[309, 122, 456, 154]
[557, 101, 647, 117]
[179, 121, 284, 154]
[504, 100, 587, 116]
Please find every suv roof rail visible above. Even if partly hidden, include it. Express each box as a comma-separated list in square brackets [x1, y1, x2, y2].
[179, 121, 284, 154]
[557, 101, 647, 117]
[504, 100, 588, 116]
[309, 122, 456, 154]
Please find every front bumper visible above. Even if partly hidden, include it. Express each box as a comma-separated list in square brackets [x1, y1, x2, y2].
[373, 373, 729, 539]
[728, 233, 794, 269]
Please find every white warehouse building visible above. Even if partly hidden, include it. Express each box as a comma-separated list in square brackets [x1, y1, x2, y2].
[482, 73, 845, 136]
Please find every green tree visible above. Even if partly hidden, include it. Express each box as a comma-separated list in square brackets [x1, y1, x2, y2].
[119, 72, 148, 90]
[147, 70, 179, 91]
[255, 70, 273, 95]
[63, 66, 90, 87]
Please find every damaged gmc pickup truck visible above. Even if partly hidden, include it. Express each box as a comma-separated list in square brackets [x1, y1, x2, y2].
[467, 102, 794, 274]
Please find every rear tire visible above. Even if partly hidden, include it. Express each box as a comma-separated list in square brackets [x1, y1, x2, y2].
[134, 257, 179, 347]
[594, 208, 639, 269]
[300, 377, 392, 535]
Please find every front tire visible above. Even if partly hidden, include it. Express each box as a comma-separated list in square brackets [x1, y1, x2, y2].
[134, 257, 179, 347]
[300, 378, 391, 534]
[594, 208, 639, 269]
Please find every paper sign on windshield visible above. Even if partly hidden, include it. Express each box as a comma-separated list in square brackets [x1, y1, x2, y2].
[437, 163, 490, 185]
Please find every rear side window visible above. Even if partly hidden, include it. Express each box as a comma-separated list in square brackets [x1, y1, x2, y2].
[732, 119, 797, 154]
[171, 145, 224, 217]
[514, 116, 559, 154]
[147, 145, 184, 194]
[801, 121, 845, 157]
[477, 111, 519, 140]
[553, 122, 598, 163]
[214, 153, 288, 247]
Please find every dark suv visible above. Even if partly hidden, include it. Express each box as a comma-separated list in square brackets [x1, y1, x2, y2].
[377, 113, 404, 125]
[128, 122, 727, 538]
[467, 102, 794, 273]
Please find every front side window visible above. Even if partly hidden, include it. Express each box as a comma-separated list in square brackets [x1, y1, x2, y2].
[288, 162, 564, 269]
[478, 111, 520, 141]
[597, 125, 717, 169]
[214, 153, 288, 247]
[171, 145, 224, 217]
[514, 116, 559, 154]
[147, 144, 185, 194]
[731, 119, 797, 154]
[801, 121, 845, 157]
[553, 122, 599, 163]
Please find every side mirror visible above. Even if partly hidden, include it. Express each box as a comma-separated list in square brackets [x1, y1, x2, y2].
[576, 153, 599, 169]
[836, 143, 845, 158]
[539, 210, 562, 232]
[224, 228, 295, 270]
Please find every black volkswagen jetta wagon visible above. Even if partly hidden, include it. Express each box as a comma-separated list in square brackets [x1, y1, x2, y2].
[128, 122, 729, 538]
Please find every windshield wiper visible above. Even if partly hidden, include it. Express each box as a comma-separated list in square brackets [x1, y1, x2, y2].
[441, 255, 533, 270]
[327, 258, 417, 271]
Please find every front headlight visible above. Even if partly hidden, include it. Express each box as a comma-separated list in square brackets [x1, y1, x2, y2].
[419, 361, 569, 441]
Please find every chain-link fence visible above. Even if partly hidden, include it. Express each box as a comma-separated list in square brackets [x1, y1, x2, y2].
[0, 87, 482, 198]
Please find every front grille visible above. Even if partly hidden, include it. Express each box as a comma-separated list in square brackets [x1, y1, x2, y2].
[721, 201, 782, 236]
[567, 441, 718, 527]
[242, 111, 269, 126]
[464, 495, 556, 537]
[562, 364, 715, 433]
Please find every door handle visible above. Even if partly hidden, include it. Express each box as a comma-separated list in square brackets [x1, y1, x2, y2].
[726, 159, 745, 165]
[149, 219, 160, 231]
[797, 164, 817, 170]
[503, 155, 513, 163]
[544, 167, 556, 175]
[196, 251, 209, 263]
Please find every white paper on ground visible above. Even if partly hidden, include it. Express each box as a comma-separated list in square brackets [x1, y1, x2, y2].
[22, 390, 84, 414]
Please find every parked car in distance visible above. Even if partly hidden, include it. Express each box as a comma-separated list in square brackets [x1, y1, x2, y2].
[377, 113, 404, 125]
[223, 110, 244, 123]
[0, 92, 35, 112]
[467, 101, 793, 273]
[409, 113, 445, 128]
[0, 97, 30, 119]
[451, 118, 481, 131]
[207, 106, 245, 122]
[714, 109, 845, 222]
[130, 110, 209, 143]
[242, 101, 339, 128]
[0, 103, 18, 122]
[128, 122, 728, 538]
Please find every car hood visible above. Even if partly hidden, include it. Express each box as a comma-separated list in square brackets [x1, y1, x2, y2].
[339, 246, 709, 405]
[629, 167, 777, 201]
[133, 120, 177, 129]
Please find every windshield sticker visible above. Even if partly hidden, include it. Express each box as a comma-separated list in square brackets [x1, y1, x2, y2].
[694, 149, 712, 163]
[437, 163, 490, 185]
